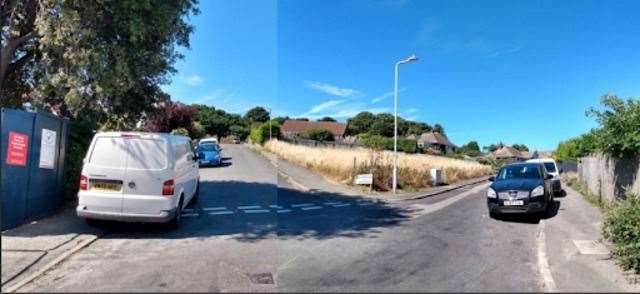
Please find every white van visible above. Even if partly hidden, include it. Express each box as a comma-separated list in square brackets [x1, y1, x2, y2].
[199, 137, 218, 145]
[526, 158, 562, 195]
[77, 132, 199, 227]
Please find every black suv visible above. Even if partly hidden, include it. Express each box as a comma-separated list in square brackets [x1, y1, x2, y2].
[487, 162, 554, 218]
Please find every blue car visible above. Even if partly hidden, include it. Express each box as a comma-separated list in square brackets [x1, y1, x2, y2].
[197, 143, 222, 166]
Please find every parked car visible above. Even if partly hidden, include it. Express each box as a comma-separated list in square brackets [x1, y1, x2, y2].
[233, 137, 241, 144]
[527, 158, 562, 195]
[76, 132, 199, 228]
[487, 162, 554, 217]
[197, 142, 222, 166]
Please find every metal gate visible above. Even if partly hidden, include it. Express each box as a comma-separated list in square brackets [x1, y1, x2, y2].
[1, 108, 69, 230]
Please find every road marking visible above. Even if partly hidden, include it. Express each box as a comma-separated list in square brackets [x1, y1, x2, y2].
[269, 205, 283, 209]
[323, 201, 341, 205]
[209, 211, 234, 215]
[181, 213, 198, 217]
[244, 209, 270, 213]
[291, 203, 314, 208]
[203, 207, 227, 211]
[331, 203, 351, 208]
[238, 205, 262, 210]
[301, 206, 323, 211]
[357, 202, 374, 206]
[277, 209, 292, 213]
[537, 220, 558, 292]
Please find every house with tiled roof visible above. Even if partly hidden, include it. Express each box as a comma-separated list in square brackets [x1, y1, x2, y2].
[281, 120, 347, 141]
[417, 132, 457, 154]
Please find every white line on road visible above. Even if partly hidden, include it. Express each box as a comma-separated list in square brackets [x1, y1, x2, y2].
[181, 213, 198, 217]
[358, 202, 374, 206]
[331, 203, 351, 208]
[323, 201, 341, 205]
[537, 220, 558, 292]
[208, 211, 234, 215]
[407, 183, 489, 219]
[269, 205, 283, 209]
[291, 203, 314, 208]
[238, 205, 262, 210]
[244, 209, 270, 213]
[203, 207, 227, 211]
[301, 206, 323, 211]
[277, 209, 292, 213]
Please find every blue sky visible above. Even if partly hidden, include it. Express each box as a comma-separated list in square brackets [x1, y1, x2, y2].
[164, 0, 640, 151]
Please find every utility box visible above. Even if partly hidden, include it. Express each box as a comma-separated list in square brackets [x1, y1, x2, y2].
[1, 108, 69, 230]
[430, 168, 442, 186]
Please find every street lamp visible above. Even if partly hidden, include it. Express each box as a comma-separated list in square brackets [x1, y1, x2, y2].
[393, 54, 418, 194]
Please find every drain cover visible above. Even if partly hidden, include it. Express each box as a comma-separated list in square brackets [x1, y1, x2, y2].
[573, 240, 609, 255]
[248, 272, 275, 284]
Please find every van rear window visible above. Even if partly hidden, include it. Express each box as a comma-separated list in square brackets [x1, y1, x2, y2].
[89, 137, 128, 168]
[126, 139, 167, 170]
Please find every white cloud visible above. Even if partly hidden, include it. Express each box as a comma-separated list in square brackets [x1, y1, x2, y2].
[371, 88, 405, 103]
[305, 81, 363, 98]
[184, 75, 204, 86]
[404, 107, 419, 114]
[486, 46, 522, 58]
[304, 99, 347, 116]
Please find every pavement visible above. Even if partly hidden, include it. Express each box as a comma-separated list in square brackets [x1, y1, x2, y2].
[1, 144, 638, 292]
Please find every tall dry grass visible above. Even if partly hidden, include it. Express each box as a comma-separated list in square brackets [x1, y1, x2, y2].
[264, 140, 492, 191]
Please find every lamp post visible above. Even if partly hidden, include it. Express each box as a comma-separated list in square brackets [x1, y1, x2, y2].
[393, 54, 418, 194]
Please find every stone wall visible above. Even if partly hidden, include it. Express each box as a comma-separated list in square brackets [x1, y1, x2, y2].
[578, 154, 640, 202]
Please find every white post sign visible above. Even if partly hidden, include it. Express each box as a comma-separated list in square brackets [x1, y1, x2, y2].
[354, 173, 374, 192]
[39, 128, 57, 169]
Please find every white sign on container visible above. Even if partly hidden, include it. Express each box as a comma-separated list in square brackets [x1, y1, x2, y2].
[38, 128, 57, 169]
[354, 173, 373, 185]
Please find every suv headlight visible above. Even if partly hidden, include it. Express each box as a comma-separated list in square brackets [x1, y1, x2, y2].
[487, 188, 497, 198]
[531, 185, 544, 197]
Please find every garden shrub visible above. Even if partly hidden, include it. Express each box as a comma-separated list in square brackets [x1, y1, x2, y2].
[603, 193, 640, 273]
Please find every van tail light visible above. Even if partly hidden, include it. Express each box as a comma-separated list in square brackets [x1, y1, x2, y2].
[79, 175, 88, 190]
[162, 179, 175, 196]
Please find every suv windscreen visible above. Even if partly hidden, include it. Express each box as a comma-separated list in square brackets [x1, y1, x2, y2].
[497, 165, 541, 180]
[544, 162, 556, 173]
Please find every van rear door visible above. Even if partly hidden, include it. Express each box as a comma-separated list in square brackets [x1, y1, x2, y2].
[83, 136, 128, 213]
[121, 136, 173, 215]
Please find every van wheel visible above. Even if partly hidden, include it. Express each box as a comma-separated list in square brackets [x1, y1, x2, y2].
[85, 218, 101, 227]
[168, 196, 183, 229]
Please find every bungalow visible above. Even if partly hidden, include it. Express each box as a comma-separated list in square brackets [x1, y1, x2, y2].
[417, 132, 457, 154]
[492, 146, 531, 161]
[281, 120, 347, 141]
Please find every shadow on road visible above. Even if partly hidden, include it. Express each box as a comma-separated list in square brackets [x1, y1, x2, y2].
[491, 200, 561, 224]
[87, 180, 413, 242]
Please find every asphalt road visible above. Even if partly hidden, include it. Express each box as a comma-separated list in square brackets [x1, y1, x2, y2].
[22, 144, 552, 292]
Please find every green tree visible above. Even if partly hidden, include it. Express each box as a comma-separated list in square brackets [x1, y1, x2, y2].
[244, 106, 270, 123]
[346, 111, 375, 135]
[272, 116, 290, 125]
[459, 141, 481, 156]
[433, 123, 445, 135]
[193, 104, 246, 137]
[301, 128, 334, 141]
[405, 121, 431, 136]
[317, 116, 336, 122]
[587, 95, 640, 157]
[229, 124, 250, 140]
[31, 0, 199, 129]
[249, 121, 280, 145]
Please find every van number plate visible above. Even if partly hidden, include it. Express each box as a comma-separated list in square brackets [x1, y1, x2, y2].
[91, 181, 122, 191]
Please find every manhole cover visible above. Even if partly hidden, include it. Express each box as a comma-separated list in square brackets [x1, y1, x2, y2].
[573, 240, 609, 255]
[248, 272, 274, 284]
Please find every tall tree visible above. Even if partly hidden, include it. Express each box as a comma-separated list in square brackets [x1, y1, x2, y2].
[433, 123, 445, 135]
[346, 111, 375, 135]
[2, 0, 199, 129]
[244, 106, 270, 123]
[145, 101, 195, 133]
[0, 0, 39, 107]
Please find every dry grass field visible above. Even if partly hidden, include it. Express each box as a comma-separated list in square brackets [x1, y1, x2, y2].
[264, 140, 493, 191]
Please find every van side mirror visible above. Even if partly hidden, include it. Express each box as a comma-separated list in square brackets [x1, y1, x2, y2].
[488, 176, 495, 182]
[545, 174, 554, 180]
[559, 168, 564, 174]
